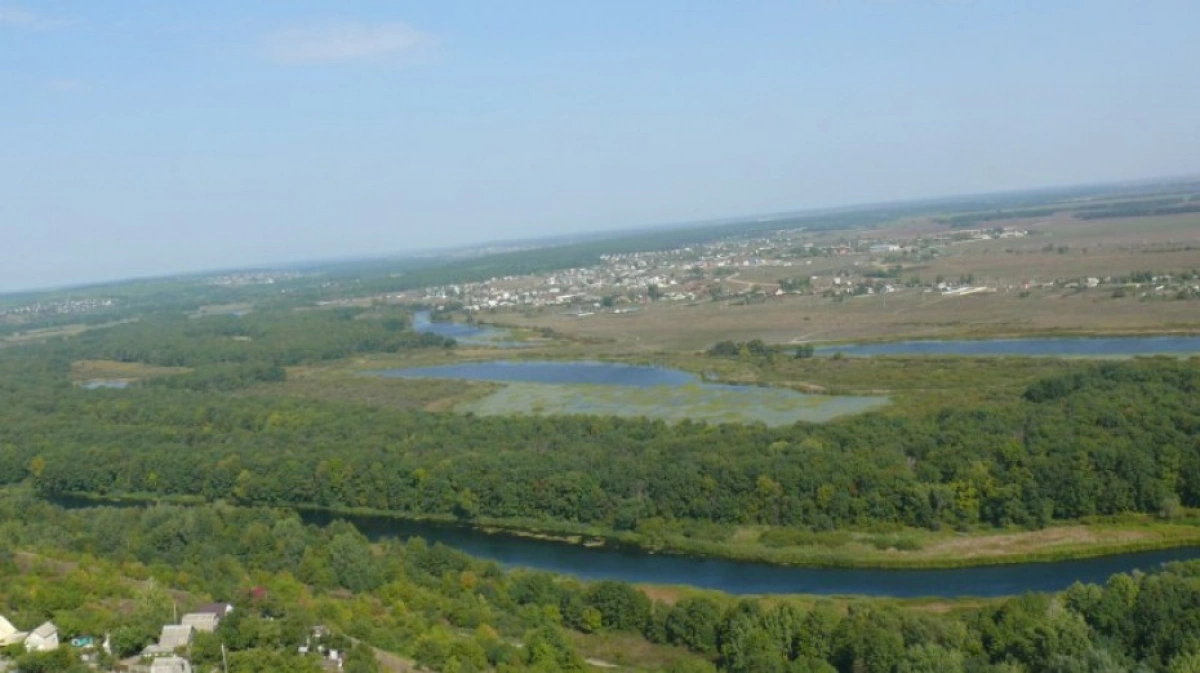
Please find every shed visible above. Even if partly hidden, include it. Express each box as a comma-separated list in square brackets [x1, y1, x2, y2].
[25, 621, 59, 652]
[158, 624, 195, 651]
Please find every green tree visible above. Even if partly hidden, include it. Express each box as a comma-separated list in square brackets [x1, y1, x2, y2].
[584, 581, 652, 632]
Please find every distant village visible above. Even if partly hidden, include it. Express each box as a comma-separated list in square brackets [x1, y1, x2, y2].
[400, 224, 1199, 316]
[6, 222, 1199, 330]
[0, 298, 117, 325]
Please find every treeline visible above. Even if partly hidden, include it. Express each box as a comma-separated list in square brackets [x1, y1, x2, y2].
[938, 207, 1062, 229]
[7, 492, 1200, 672]
[708, 340, 814, 360]
[1074, 196, 1200, 220]
[933, 195, 1200, 228]
[25, 307, 454, 391]
[3, 359, 1199, 537]
[48, 307, 453, 368]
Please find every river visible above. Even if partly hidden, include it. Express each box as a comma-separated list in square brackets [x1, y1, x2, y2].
[50, 495, 1199, 597]
[303, 510, 1200, 598]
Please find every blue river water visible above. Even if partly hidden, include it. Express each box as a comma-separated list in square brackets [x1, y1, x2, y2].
[49, 495, 1199, 598]
[413, 311, 519, 346]
[301, 510, 1200, 598]
[817, 335, 1200, 357]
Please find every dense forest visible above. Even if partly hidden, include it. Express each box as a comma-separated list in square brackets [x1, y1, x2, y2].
[25, 307, 455, 391]
[5, 490, 1200, 672]
[51, 307, 455, 368]
[3, 326, 1199, 542]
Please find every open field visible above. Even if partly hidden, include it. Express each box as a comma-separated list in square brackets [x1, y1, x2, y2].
[684, 518, 1200, 569]
[491, 288, 1200, 350]
[1, 320, 132, 347]
[244, 360, 500, 412]
[661, 353, 1086, 415]
[902, 213, 1200, 283]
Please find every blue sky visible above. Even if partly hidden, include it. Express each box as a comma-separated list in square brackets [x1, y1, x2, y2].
[3, 1, 1199, 292]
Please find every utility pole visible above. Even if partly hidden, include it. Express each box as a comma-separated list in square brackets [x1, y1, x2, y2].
[221, 643, 229, 673]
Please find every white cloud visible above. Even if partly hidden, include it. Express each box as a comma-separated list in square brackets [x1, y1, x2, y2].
[0, 6, 54, 28]
[264, 19, 432, 65]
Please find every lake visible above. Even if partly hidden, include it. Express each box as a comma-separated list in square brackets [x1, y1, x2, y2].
[373, 361, 889, 425]
[818, 335, 1200, 357]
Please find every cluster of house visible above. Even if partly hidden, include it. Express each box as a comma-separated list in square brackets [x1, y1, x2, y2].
[137, 602, 235, 673]
[1, 600, 349, 672]
[0, 616, 60, 653]
[0, 604, 234, 673]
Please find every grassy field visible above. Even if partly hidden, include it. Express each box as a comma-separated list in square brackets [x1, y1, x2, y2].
[653, 518, 1200, 569]
[490, 288, 1200, 351]
[2, 320, 133, 347]
[244, 359, 500, 412]
[659, 353, 1086, 415]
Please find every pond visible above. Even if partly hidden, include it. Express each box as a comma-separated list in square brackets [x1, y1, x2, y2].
[817, 335, 1200, 358]
[413, 311, 521, 347]
[372, 361, 889, 425]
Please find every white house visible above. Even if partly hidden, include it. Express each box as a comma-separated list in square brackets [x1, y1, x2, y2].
[0, 615, 28, 647]
[25, 621, 59, 652]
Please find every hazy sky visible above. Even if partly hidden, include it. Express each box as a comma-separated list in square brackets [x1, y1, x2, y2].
[3, 1, 1199, 292]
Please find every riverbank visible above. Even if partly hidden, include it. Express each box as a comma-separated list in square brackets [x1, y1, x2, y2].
[51, 491, 1200, 570]
[444, 514, 1200, 570]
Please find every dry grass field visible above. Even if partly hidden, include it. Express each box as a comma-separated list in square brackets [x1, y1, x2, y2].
[491, 289, 1200, 351]
[492, 214, 1200, 350]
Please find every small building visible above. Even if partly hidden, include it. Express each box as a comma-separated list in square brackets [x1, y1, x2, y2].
[150, 656, 193, 673]
[180, 603, 233, 633]
[143, 624, 194, 658]
[25, 621, 59, 652]
[180, 613, 219, 633]
[0, 614, 28, 647]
